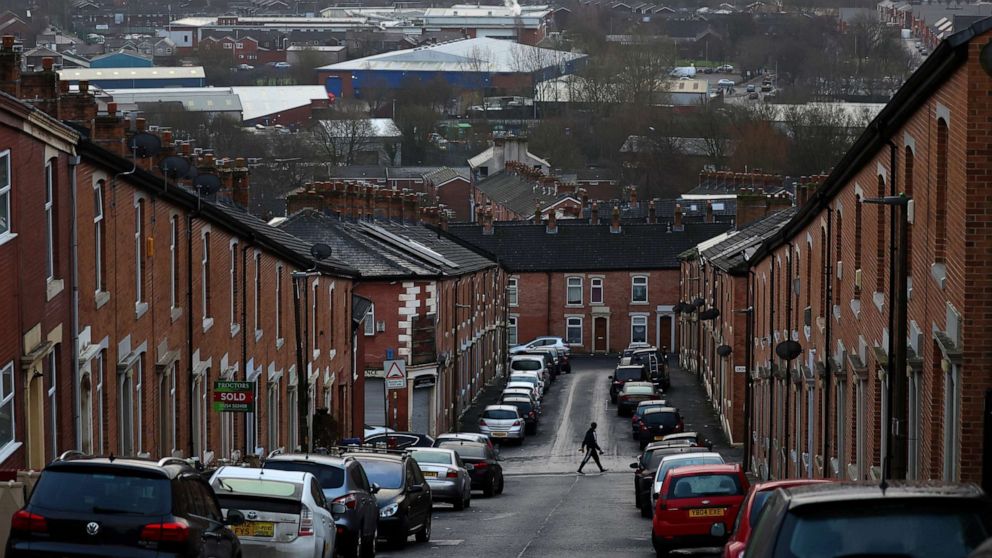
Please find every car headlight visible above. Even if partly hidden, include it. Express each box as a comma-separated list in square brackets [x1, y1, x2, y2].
[379, 503, 399, 518]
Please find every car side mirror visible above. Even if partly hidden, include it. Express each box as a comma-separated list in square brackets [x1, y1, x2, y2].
[710, 522, 727, 538]
[371, 482, 381, 494]
[408, 484, 424, 494]
[225, 509, 245, 526]
[331, 502, 348, 515]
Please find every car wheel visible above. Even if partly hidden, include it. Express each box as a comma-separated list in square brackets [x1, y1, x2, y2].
[453, 495, 465, 511]
[483, 473, 496, 497]
[652, 536, 669, 557]
[361, 527, 377, 558]
[415, 514, 431, 543]
[496, 473, 504, 495]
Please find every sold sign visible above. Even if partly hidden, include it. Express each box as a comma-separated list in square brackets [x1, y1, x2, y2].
[213, 381, 255, 413]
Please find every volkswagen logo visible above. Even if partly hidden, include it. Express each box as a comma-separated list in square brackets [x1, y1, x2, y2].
[85, 522, 100, 536]
[246, 511, 258, 520]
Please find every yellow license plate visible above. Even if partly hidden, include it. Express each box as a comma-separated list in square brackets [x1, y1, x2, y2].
[423, 471, 438, 478]
[654, 436, 665, 440]
[689, 508, 725, 518]
[233, 521, 275, 537]
[492, 432, 508, 438]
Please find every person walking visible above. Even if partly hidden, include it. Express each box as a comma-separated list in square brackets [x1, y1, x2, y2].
[578, 422, 607, 474]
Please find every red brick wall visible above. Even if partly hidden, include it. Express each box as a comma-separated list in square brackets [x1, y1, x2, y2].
[436, 178, 472, 221]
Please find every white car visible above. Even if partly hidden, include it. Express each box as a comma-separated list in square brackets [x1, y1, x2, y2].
[510, 336, 570, 356]
[210, 466, 337, 558]
[506, 380, 541, 401]
[274, 61, 292, 69]
[650, 452, 725, 504]
[364, 424, 394, 438]
[509, 355, 549, 382]
[717, 78, 735, 87]
[509, 372, 544, 397]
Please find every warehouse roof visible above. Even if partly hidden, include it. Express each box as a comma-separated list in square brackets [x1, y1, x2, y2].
[59, 66, 206, 81]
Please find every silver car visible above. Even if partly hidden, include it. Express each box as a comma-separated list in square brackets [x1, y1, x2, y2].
[510, 336, 571, 356]
[478, 404, 525, 444]
[408, 448, 472, 510]
[506, 380, 541, 401]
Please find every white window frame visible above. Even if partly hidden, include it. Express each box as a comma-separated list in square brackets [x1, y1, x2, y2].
[268, 381, 281, 451]
[631, 315, 648, 344]
[507, 278, 518, 307]
[230, 241, 239, 333]
[45, 161, 54, 281]
[134, 198, 144, 306]
[590, 278, 603, 305]
[275, 265, 284, 343]
[0, 150, 11, 239]
[94, 182, 105, 294]
[507, 316, 518, 347]
[119, 368, 135, 456]
[565, 316, 583, 345]
[631, 275, 648, 303]
[47, 350, 57, 460]
[364, 304, 375, 336]
[254, 252, 262, 336]
[0, 361, 13, 453]
[169, 216, 178, 310]
[942, 362, 961, 481]
[566, 277, 583, 306]
[162, 367, 176, 455]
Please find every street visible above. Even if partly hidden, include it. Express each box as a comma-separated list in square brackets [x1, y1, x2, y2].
[381, 356, 742, 558]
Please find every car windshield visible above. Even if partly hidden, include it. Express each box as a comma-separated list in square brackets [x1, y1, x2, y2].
[439, 443, 487, 459]
[263, 461, 345, 490]
[31, 470, 170, 515]
[615, 369, 643, 381]
[410, 451, 452, 465]
[668, 473, 743, 498]
[637, 404, 665, 415]
[656, 456, 724, 481]
[354, 459, 403, 489]
[214, 478, 302, 499]
[625, 385, 655, 395]
[510, 376, 538, 386]
[483, 409, 518, 420]
[506, 400, 533, 414]
[643, 412, 679, 426]
[775, 503, 991, 557]
[512, 360, 542, 371]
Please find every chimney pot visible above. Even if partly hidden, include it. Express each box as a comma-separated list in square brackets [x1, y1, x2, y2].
[136, 117, 146, 132]
[42, 57, 54, 71]
[162, 130, 173, 145]
[590, 202, 599, 225]
[648, 199, 657, 224]
[674, 204, 684, 230]
[2, 36, 13, 51]
[705, 201, 714, 223]
[78, 80, 89, 94]
[107, 102, 118, 116]
[547, 210, 557, 234]
[610, 206, 621, 234]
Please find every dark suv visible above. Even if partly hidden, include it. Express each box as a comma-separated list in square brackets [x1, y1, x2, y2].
[7, 454, 243, 558]
[744, 482, 992, 558]
[349, 451, 432, 549]
[436, 439, 504, 497]
[263, 453, 379, 558]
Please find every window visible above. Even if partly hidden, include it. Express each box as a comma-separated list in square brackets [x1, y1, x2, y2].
[907, 368, 920, 479]
[169, 216, 179, 309]
[942, 361, 960, 481]
[328, 284, 335, 346]
[835, 381, 845, 478]
[45, 161, 55, 281]
[46, 350, 57, 460]
[254, 253, 262, 334]
[0, 150, 10, 237]
[566, 277, 582, 305]
[275, 266, 283, 342]
[565, 317, 582, 345]
[507, 278, 518, 306]
[856, 378, 866, 479]
[288, 387, 298, 450]
[311, 282, 319, 351]
[631, 315, 647, 343]
[119, 367, 134, 456]
[834, 210, 843, 303]
[854, 194, 863, 295]
[202, 233, 211, 322]
[507, 316, 518, 346]
[364, 304, 375, 336]
[632, 276, 648, 303]
[875, 175, 885, 292]
[159, 368, 176, 456]
[268, 381, 280, 450]
[590, 278, 603, 304]
[192, 373, 207, 458]
[79, 364, 93, 455]
[904, 147, 914, 276]
[935, 119, 948, 263]
[134, 199, 145, 305]
[94, 182, 106, 293]
[0, 362, 13, 451]
[220, 405, 233, 460]
[95, 351, 104, 453]
[230, 242, 238, 331]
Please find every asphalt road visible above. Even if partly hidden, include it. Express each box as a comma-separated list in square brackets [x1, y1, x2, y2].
[379, 356, 742, 558]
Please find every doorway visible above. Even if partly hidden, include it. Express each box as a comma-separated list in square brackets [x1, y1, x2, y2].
[593, 316, 609, 353]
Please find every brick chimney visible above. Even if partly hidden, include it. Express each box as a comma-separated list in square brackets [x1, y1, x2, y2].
[648, 199, 657, 224]
[673, 204, 684, 231]
[439, 209, 449, 232]
[629, 186, 638, 209]
[705, 201, 714, 223]
[735, 187, 767, 228]
[92, 103, 128, 157]
[533, 202, 541, 222]
[231, 157, 250, 208]
[0, 36, 21, 98]
[482, 208, 494, 235]
[610, 206, 621, 234]
[546, 210, 557, 234]
[475, 204, 484, 224]
[590, 202, 599, 225]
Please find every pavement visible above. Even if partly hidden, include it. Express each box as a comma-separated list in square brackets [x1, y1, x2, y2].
[380, 356, 740, 557]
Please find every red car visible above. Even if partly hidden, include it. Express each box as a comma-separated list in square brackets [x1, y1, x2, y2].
[721, 479, 831, 558]
[652, 463, 749, 557]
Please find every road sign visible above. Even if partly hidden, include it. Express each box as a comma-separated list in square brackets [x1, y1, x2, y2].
[212, 381, 255, 412]
[384, 360, 407, 390]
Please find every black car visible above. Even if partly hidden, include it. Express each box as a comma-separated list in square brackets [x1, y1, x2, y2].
[744, 482, 992, 558]
[364, 432, 435, 449]
[635, 407, 683, 448]
[436, 440, 504, 497]
[630, 445, 710, 515]
[350, 452, 432, 549]
[610, 364, 649, 403]
[263, 453, 379, 558]
[7, 454, 243, 558]
[502, 396, 539, 434]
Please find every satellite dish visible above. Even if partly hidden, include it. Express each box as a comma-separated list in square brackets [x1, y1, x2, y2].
[698, 308, 721, 321]
[716, 344, 733, 357]
[193, 174, 221, 195]
[775, 340, 803, 361]
[184, 164, 199, 180]
[130, 133, 162, 158]
[310, 243, 333, 261]
[692, 297, 705, 308]
[160, 156, 190, 179]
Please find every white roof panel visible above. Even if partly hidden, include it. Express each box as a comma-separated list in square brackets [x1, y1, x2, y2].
[232, 85, 329, 121]
[58, 66, 206, 80]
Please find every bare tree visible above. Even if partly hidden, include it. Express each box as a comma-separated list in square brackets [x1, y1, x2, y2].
[310, 103, 376, 166]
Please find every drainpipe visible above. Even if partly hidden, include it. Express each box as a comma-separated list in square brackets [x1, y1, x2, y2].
[743, 269, 755, 473]
[241, 242, 250, 455]
[545, 271, 551, 336]
[69, 154, 81, 450]
[767, 255, 776, 478]
[186, 211, 195, 459]
[784, 242, 794, 478]
[823, 208, 833, 477]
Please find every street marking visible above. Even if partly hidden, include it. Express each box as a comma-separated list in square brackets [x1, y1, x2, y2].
[550, 374, 581, 457]
[515, 474, 579, 558]
[431, 540, 464, 546]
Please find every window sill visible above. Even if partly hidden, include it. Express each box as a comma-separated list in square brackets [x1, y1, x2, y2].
[135, 301, 148, 319]
[872, 291, 885, 312]
[95, 290, 110, 310]
[203, 317, 214, 333]
[255, 329, 263, 342]
[0, 232, 16, 247]
[564, 304, 584, 308]
[630, 301, 649, 306]
[0, 441, 22, 465]
[276, 337, 285, 349]
[312, 349, 321, 360]
[171, 306, 182, 323]
[46, 278, 64, 301]
[930, 262, 947, 290]
[231, 324, 241, 338]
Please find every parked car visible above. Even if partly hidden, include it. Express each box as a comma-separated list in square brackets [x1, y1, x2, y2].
[433, 432, 497, 453]
[519, 347, 563, 379]
[435, 440, 504, 497]
[408, 448, 472, 510]
[618, 382, 661, 417]
[364, 425, 394, 439]
[262, 453, 379, 558]
[478, 404, 525, 444]
[746, 84, 756, 93]
[622, 342, 653, 358]
[716, 64, 734, 72]
[744, 482, 992, 558]
[510, 336, 570, 356]
[210, 466, 336, 558]
[610, 364, 649, 403]
[364, 432, 434, 449]
[509, 371, 545, 396]
[631, 444, 712, 516]
[650, 452, 725, 506]
[273, 61, 292, 69]
[502, 387, 539, 407]
[349, 452, 432, 549]
[722, 479, 831, 558]
[506, 380, 541, 402]
[632, 400, 669, 437]
[661, 431, 712, 450]
[502, 396, 540, 434]
[652, 464, 749, 556]
[748, 91, 760, 100]
[509, 354, 550, 382]
[630, 347, 669, 390]
[237, 63, 254, 71]
[530, 345, 570, 373]
[6, 455, 243, 558]
[637, 407, 684, 448]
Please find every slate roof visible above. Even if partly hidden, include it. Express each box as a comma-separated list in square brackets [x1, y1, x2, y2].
[444, 221, 731, 272]
[688, 175, 794, 197]
[423, 166, 470, 185]
[375, 221, 496, 274]
[694, 207, 798, 273]
[475, 170, 561, 217]
[577, 199, 736, 223]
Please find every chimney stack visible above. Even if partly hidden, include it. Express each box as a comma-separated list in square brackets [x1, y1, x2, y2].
[534, 202, 542, 222]
[546, 210, 557, 234]
[673, 204, 684, 231]
[590, 202, 599, 225]
[648, 199, 657, 224]
[705, 201, 714, 223]
[0, 35, 21, 98]
[439, 209, 449, 232]
[629, 186, 638, 208]
[610, 206, 621, 234]
[482, 208, 494, 235]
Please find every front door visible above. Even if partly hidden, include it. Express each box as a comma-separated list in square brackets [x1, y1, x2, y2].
[593, 317, 609, 353]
